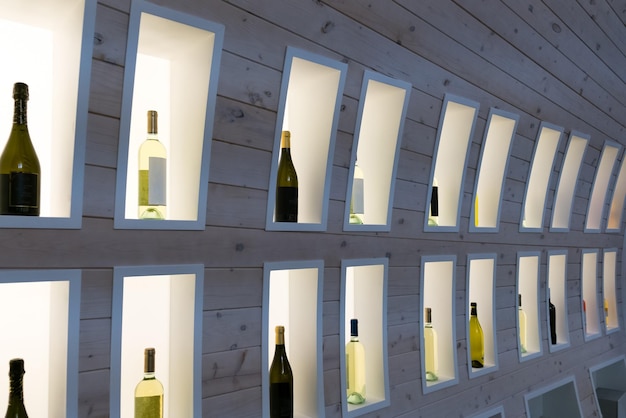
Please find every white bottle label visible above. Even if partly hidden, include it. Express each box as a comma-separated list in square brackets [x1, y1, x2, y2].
[148, 156, 166, 205]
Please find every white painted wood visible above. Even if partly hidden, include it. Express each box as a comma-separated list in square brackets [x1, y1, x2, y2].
[586, 142, 621, 232]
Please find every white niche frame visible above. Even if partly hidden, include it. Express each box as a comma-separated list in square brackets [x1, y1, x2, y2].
[470, 108, 519, 232]
[110, 264, 204, 418]
[467, 405, 506, 418]
[114, 0, 224, 230]
[524, 376, 584, 418]
[262, 260, 325, 418]
[589, 355, 626, 418]
[0, 269, 81, 417]
[606, 153, 626, 232]
[0, 0, 96, 228]
[425, 94, 480, 232]
[343, 71, 411, 231]
[581, 249, 602, 341]
[585, 141, 620, 233]
[340, 258, 390, 417]
[266, 47, 347, 231]
[603, 248, 619, 333]
[550, 131, 589, 232]
[517, 251, 543, 362]
[420, 255, 458, 393]
[547, 250, 570, 352]
[520, 122, 563, 232]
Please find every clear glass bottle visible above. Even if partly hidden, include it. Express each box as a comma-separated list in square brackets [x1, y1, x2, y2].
[0, 82, 41, 216]
[423, 307, 438, 381]
[349, 162, 364, 224]
[275, 131, 298, 222]
[518, 294, 527, 353]
[134, 347, 164, 418]
[346, 318, 366, 404]
[269, 325, 293, 417]
[138, 110, 167, 219]
[4, 358, 28, 418]
[469, 302, 484, 368]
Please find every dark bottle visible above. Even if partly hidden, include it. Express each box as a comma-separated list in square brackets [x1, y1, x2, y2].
[269, 325, 293, 417]
[0, 83, 41, 216]
[4, 358, 28, 418]
[275, 131, 298, 222]
[549, 289, 557, 345]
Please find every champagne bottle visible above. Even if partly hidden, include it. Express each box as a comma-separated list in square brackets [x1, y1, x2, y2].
[349, 162, 364, 224]
[549, 290, 557, 344]
[469, 302, 484, 368]
[518, 294, 527, 353]
[423, 307, 438, 381]
[0, 82, 40, 216]
[4, 359, 28, 418]
[269, 325, 293, 418]
[346, 318, 366, 404]
[138, 110, 167, 220]
[134, 348, 164, 418]
[275, 131, 298, 222]
[428, 178, 438, 226]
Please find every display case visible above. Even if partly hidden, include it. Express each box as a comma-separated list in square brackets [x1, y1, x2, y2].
[466, 254, 498, 377]
[590, 356, 626, 418]
[524, 376, 583, 418]
[114, 0, 224, 230]
[0, 269, 80, 417]
[581, 249, 601, 341]
[343, 71, 411, 231]
[420, 255, 458, 393]
[110, 264, 204, 418]
[470, 109, 518, 232]
[520, 122, 563, 231]
[547, 250, 570, 351]
[517, 252, 542, 361]
[606, 154, 626, 232]
[0, 0, 96, 228]
[603, 249, 619, 333]
[266, 47, 347, 231]
[551, 131, 589, 232]
[340, 259, 390, 417]
[585, 142, 620, 232]
[424, 94, 480, 232]
[262, 260, 324, 418]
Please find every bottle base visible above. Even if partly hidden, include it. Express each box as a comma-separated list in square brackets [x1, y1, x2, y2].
[347, 392, 366, 405]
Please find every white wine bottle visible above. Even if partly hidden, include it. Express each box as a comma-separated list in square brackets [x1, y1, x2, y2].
[269, 326, 293, 417]
[428, 178, 438, 226]
[0, 82, 40, 216]
[134, 348, 163, 418]
[604, 298, 609, 327]
[346, 318, 366, 404]
[549, 290, 557, 344]
[275, 131, 298, 222]
[423, 307, 438, 381]
[349, 162, 364, 224]
[138, 110, 166, 219]
[4, 358, 28, 418]
[469, 302, 484, 368]
[518, 294, 527, 353]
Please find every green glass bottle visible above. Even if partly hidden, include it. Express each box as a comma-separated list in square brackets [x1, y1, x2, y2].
[269, 325, 293, 417]
[469, 302, 484, 368]
[4, 358, 28, 418]
[275, 131, 298, 222]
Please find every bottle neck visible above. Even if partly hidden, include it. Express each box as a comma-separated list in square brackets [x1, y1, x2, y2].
[350, 335, 359, 342]
[471, 306, 477, 316]
[13, 98, 27, 126]
[8, 375, 24, 402]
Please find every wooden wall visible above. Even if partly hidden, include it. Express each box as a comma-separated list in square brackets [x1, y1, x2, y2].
[23, 0, 626, 416]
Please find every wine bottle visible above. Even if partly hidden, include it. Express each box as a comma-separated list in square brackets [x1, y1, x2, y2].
[269, 325, 293, 418]
[138, 110, 167, 219]
[423, 307, 438, 381]
[518, 294, 527, 353]
[134, 348, 164, 418]
[428, 178, 438, 226]
[549, 289, 557, 344]
[474, 195, 479, 227]
[4, 358, 28, 418]
[604, 298, 609, 326]
[469, 302, 484, 368]
[346, 318, 366, 404]
[0, 82, 41, 216]
[349, 162, 364, 224]
[275, 131, 298, 222]
[582, 299, 587, 333]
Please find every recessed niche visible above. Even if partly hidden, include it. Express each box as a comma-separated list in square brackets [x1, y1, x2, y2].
[466, 254, 498, 377]
[0, 0, 95, 228]
[524, 377, 583, 418]
[520, 123, 563, 231]
[589, 356, 626, 418]
[266, 47, 347, 231]
[110, 264, 204, 418]
[581, 249, 601, 341]
[470, 109, 518, 232]
[607, 155, 626, 232]
[0, 270, 80, 417]
[551, 131, 589, 232]
[340, 259, 390, 417]
[603, 249, 619, 333]
[421, 255, 458, 393]
[262, 260, 324, 418]
[425, 94, 480, 232]
[517, 252, 542, 361]
[585, 142, 620, 232]
[547, 250, 570, 352]
[343, 71, 411, 231]
[114, 0, 224, 230]
[467, 405, 505, 418]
